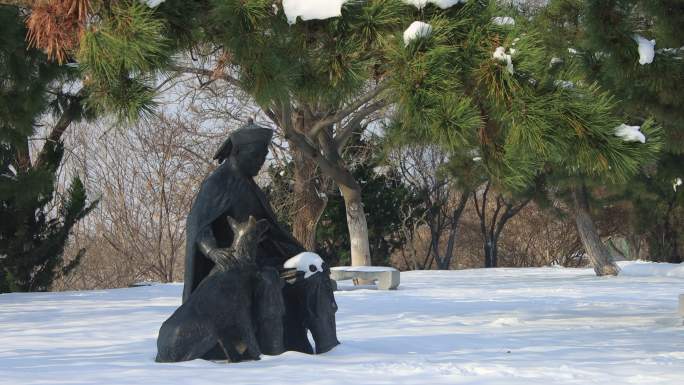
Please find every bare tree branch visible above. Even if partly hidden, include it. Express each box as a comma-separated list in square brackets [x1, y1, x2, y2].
[168, 64, 241, 88]
[308, 82, 387, 139]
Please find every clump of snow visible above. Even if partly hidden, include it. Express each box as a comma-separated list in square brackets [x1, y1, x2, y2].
[614, 123, 646, 143]
[674, 177, 682, 192]
[140, 0, 165, 7]
[550, 57, 563, 66]
[656, 46, 684, 60]
[492, 16, 515, 26]
[493, 46, 514, 74]
[282, 0, 349, 25]
[284, 252, 324, 278]
[403, 21, 433, 46]
[373, 165, 391, 175]
[568, 47, 578, 55]
[554, 80, 574, 89]
[493, 46, 507, 61]
[617, 260, 684, 278]
[633, 35, 656, 65]
[404, 0, 465, 9]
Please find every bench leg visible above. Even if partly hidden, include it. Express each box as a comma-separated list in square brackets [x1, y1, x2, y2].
[376, 271, 400, 290]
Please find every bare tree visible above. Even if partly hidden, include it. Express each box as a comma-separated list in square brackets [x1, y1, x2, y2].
[472, 181, 532, 268]
[390, 145, 470, 270]
[54, 113, 219, 289]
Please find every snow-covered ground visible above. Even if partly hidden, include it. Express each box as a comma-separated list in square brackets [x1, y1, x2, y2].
[1, 261, 683, 385]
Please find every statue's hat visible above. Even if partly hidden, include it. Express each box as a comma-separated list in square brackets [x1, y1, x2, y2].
[213, 118, 273, 163]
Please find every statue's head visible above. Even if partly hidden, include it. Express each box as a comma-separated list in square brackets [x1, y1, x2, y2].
[213, 119, 273, 177]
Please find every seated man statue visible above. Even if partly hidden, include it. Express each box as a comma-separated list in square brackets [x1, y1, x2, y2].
[179, 119, 339, 360]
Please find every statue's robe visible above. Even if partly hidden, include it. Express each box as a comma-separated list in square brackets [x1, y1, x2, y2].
[182, 161, 304, 303]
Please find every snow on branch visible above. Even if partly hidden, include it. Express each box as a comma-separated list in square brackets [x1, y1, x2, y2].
[633, 35, 655, 65]
[404, 21, 433, 46]
[140, 0, 165, 7]
[282, 0, 349, 25]
[493, 46, 514, 74]
[404, 0, 465, 9]
[492, 16, 515, 26]
[614, 124, 646, 143]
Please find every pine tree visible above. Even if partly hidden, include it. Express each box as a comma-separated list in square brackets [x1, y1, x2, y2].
[538, 0, 683, 263]
[0, 5, 97, 292]
[582, 0, 683, 263]
[21, 0, 418, 268]
[388, 1, 661, 275]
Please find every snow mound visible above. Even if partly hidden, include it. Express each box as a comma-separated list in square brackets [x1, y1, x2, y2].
[404, 0, 465, 9]
[493, 16, 515, 26]
[634, 35, 656, 65]
[614, 123, 646, 143]
[403, 21, 433, 46]
[618, 260, 684, 278]
[282, 0, 349, 25]
[675, 177, 682, 192]
[284, 252, 324, 278]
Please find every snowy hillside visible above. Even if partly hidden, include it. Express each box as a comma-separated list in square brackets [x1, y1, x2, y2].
[1, 262, 683, 385]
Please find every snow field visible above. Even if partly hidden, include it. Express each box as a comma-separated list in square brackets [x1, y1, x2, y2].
[0, 262, 683, 385]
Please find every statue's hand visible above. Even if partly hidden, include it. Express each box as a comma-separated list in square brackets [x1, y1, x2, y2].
[207, 248, 238, 270]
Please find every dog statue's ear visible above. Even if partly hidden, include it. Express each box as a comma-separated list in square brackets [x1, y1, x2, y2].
[227, 216, 238, 231]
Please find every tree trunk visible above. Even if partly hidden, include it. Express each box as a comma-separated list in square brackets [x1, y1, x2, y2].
[439, 191, 469, 269]
[339, 183, 371, 267]
[572, 185, 620, 276]
[662, 198, 681, 264]
[274, 103, 373, 271]
[289, 147, 327, 251]
[484, 240, 495, 268]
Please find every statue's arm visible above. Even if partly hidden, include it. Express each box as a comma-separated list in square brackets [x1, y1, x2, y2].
[196, 227, 235, 269]
[267, 224, 305, 254]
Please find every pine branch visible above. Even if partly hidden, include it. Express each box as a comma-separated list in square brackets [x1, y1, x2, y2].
[34, 91, 84, 169]
[308, 82, 388, 140]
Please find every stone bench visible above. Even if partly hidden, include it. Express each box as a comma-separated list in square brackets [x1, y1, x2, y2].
[330, 266, 400, 290]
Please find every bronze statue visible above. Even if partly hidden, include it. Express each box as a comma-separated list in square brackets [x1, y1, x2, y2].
[183, 121, 304, 301]
[156, 216, 274, 362]
[156, 120, 339, 363]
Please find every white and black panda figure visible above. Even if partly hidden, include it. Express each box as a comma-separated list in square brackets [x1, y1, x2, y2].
[282, 252, 339, 354]
[283, 252, 327, 279]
